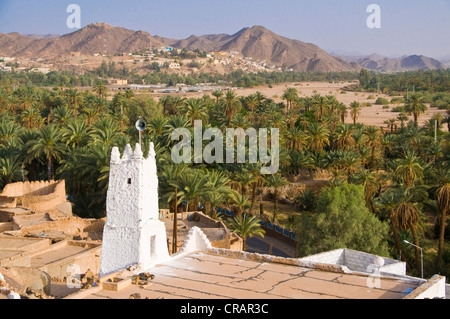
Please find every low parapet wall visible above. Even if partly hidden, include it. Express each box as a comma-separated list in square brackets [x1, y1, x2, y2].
[19, 217, 105, 240]
[299, 248, 407, 276]
[404, 275, 446, 299]
[0, 180, 67, 213]
[2, 180, 56, 197]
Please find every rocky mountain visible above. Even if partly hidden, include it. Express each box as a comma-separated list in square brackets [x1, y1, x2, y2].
[438, 55, 450, 67]
[337, 53, 447, 71]
[159, 25, 361, 72]
[24, 34, 61, 40]
[1, 23, 445, 73]
[0, 23, 162, 57]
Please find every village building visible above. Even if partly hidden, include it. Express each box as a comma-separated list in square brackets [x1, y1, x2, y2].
[0, 144, 448, 300]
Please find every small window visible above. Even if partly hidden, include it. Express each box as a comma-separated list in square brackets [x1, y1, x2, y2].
[127, 178, 132, 185]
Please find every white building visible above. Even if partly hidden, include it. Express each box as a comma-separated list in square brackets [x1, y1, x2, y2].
[99, 143, 169, 277]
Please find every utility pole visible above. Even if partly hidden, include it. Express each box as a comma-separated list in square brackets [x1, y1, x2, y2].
[172, 188, 178, 254]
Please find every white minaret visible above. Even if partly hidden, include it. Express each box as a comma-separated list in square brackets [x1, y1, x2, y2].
[99, 143, 169, 277]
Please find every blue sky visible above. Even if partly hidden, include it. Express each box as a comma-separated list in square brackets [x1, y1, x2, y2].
[0, 0, 449, 58]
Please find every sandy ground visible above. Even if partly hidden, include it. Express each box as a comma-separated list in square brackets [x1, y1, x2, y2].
[154, 81, 448, 130]
[233, 82, 448, 130]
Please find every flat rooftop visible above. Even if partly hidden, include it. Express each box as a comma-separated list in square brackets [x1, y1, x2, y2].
[79, 252, 418, 300]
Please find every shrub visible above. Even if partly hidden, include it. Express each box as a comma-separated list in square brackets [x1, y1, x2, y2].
[295, 184, 390, 257]
[375, 97, 390, 105]
[390, 97, 405, 104]
[391, 106, 405, 112]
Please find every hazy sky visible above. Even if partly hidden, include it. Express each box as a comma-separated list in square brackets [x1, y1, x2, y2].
[0, 0, 449, 58]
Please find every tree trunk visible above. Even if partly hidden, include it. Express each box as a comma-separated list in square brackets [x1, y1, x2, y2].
[411, 226, 421, 275]
[273, 191, 279, 223]
[28, 161, 36, 181]
[194, 195, 199, 212]
[250, 183, 257, 214]
[242, 237, 248, 252]
[237, 208, 243, 219]
[47, 158, 52, 181]
[437, 209, 447, 266]
[391, 220, 407, 264]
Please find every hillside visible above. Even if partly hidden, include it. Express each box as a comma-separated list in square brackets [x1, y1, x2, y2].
[337, 53, 447, 71]
[161, 25, 361, 72]
[0, 23, 162, 57]
[1, 23, 446, 73]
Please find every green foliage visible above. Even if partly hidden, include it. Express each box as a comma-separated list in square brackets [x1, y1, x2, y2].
[0, 70, 449, 278]
[296, 184, 390, 257]
[359, 69, 371, 89]
[357, 69, 450, 93]
[375, 97, 390, 105]
[294, 189, 317, 212]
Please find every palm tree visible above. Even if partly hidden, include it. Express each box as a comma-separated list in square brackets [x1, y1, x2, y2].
[376, 190, 406, 263]
[337, 103, 348, 123]
[0, 156, 24, 187]
[65, 88, 83, 115]
[159, 95, 173, 117]
[364, 126, 382, 169]
[62, 118, 89, 150]
[168, 170, 209, 213]
[311, 94, 329, 120]
[395, 152, 424, 188]
[245, 94, 259, 113]
[226, 215, 265, 251]
[91, 117, 121, 149]
[334, 123, 355, 150]
[282, 88, 298, 113]
[170, 96, 187, 115]
[147, 117, 168, 140]
[397, 112, 409, 129]
[434, 168, 450, 266]
[212, 90, 224, 104]
[180, 98, 209, 125]
[81, 105, 100, 126]
[0, 119, 22, 149]
[405, 93, 427, 124]
[287, 126, 307, 151]
[265, 174, 288, 222]
[385, 119, 398, 133]
[52, 105, 74, 127]
[205, 192, 225, 220]
[21, 107, 42, 129]
[393, 194, 422, 275]
[92, 80, 109, 99]
[123, 89, 135, 102]
[349, 101, 362, 125]
[352, 169, 379, 214]
[163, 115, 191, 146]
[223, 91, 241, 126]
[231, 192, 251, 218]
[27, 124, 66, 180]
[306, 122, 330, 153]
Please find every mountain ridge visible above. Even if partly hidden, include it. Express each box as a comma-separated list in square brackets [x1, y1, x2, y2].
[0, 23, 446, 72]
[334, 52, 447, 71]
